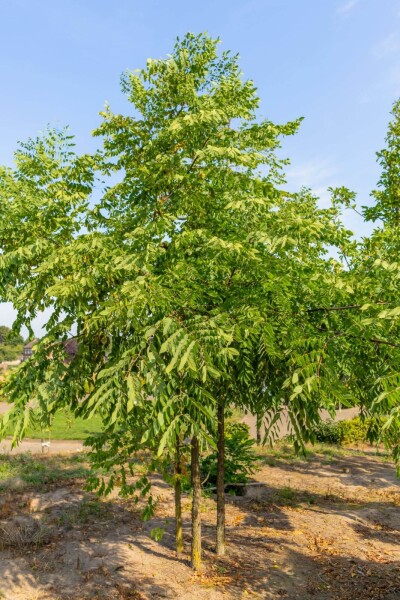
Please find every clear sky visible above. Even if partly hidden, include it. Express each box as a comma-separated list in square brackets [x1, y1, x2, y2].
[1, 0, 399, 333]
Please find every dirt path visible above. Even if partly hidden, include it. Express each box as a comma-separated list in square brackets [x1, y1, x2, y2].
[0, 448, 399, 599]
[0, 438, 84, 454]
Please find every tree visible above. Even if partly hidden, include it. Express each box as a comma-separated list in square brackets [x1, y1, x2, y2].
[1, 33, 365, 570]
[358, 99, 400, 464]
[0, 326, 23, 345]
[0, 326, 24, 361]
[316, 100, 400, 469]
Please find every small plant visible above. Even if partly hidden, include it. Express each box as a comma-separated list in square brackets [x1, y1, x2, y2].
[201, 422, 259, 488]
[313, 420, 342, 445]
[150, 526, 165, 542]
[57, 498, 109, 528]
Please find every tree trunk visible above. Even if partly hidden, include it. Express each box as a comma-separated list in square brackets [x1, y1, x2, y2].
[216, 396, 225, 555]
[175, 439, 184, 554]
[191, 435, 202, 570]
[256, 411, 262, 445]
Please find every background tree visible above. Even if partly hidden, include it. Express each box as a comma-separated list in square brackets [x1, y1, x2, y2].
[314, 100, 400, 468]
[0, 326, 24, 361]
[358, 99, 400, 464]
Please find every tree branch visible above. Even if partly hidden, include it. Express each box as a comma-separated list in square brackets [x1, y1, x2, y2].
[308, 302, 387, 313]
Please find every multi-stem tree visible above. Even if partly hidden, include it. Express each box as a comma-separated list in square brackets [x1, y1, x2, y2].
[0, 33, 362, 568]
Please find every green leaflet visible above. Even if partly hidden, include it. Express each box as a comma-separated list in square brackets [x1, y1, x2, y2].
[178, 340, 197, 371]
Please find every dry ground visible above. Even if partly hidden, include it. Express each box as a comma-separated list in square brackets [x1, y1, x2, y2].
[0, 445, 399, 600]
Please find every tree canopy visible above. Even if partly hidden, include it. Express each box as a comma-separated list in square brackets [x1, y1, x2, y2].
[0, 34, 357, 442]
[1, 32, 399, 567]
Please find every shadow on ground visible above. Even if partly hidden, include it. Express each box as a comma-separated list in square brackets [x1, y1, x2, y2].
[0, 449, 399, 599]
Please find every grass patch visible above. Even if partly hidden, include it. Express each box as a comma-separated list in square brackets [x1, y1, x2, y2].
[0, 453, 90, 490]
[56, 498, 111, 528]
[269, 483, 317, 506]
[26, 411, 103, 440]
[6, 410, 103, 440]
[257, 440, 392, 465]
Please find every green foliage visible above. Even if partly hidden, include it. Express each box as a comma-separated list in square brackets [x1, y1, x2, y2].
[201, 422, 258, 486]
[150, 526, 166, 542]
[0, 326, 24, 361]
[302, 98, 400, 467]
[351, 98, 400, 464]
[2, 32, 399, 500]
[313, 417, 388, 446]
[313, 419, 342, 445]
[258, 439, 392, 464]
[338, 417, 370, 444]
[365, 99, 400, 225]
[0, 346, 20, 362]
[0, 326, 23, 346]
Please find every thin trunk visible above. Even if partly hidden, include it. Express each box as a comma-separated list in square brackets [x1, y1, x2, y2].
[256, 412, 262, 446]
[216, 396, 225, 555]
[191, 435, 202, 570]
[174, 439, 184, 554]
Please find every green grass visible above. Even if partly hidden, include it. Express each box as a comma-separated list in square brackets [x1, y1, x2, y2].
[0, 453, 90, 489]
[257, 440, 392, 465]
[56, 498, 111, 527]
[7, 410, 103, 440]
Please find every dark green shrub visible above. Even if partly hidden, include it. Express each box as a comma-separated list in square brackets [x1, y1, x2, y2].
[313, 420, 341, 444]
[201, 422, 259, 487]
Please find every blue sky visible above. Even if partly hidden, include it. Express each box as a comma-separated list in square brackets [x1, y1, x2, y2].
[1, 0, 400, 333]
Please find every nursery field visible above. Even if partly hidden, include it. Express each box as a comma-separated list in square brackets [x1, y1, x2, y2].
[0, 443, 399, 600]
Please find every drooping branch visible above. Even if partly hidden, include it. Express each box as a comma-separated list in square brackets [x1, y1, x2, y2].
[315, 325, 400, 350]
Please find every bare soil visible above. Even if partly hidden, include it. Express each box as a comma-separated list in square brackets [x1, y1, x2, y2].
[0, 448, 399, 600]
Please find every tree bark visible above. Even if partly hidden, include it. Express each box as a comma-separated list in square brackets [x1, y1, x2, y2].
[256, 411, 262, 446]
[174, 439, 184, 554]
[216, 396, 225, 555]
[191, 435, 202, 570]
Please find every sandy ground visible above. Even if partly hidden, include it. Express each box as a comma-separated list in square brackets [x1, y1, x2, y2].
[0, 402, 11, 415]
[0, 438, 85, 454]
[0, 448, 399, 600]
